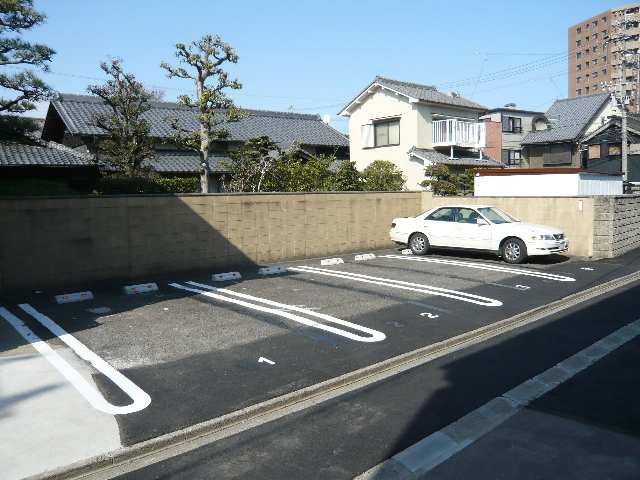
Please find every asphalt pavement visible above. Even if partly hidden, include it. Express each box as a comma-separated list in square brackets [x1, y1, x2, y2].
[2, 247, 640, 479]
[112, 280, 640, 479]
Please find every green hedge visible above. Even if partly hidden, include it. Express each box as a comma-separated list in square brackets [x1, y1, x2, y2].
[0, 178, 82, 196]
[95, 175, 200, 194]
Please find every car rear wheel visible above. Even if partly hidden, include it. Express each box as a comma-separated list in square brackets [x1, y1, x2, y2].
[409, 233, 430, 256]
[502, 238, 527, 264]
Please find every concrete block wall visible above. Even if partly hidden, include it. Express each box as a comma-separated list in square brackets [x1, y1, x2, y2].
[593, 195, 640, 258]
[0, 192, 422, 290]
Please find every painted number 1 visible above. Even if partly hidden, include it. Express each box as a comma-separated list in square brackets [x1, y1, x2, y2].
[420, 312, 439, 319]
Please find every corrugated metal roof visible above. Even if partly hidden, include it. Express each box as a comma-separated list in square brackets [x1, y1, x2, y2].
[521, 93, 610, 145]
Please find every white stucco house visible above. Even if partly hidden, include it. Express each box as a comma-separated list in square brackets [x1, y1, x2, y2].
[339, 76, 502, 190]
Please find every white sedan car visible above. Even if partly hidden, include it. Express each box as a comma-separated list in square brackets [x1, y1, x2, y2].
[390, 205, 568, 264]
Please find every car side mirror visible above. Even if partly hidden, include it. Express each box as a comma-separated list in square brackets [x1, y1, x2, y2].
[476, 218, 488, 226]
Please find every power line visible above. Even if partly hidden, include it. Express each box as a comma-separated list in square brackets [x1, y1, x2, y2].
[2, 48, 577, 113]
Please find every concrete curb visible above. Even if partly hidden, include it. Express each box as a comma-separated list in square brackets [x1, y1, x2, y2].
[26, 269, 640, 480]
[355, 316, 640, 480]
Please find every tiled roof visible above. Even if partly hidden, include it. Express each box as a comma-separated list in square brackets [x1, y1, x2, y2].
[49, 94, 348, 150]
[340, 76, 487, 114]
[141, 151, 232, 173]
[0, 141, 95, 167]
[409, 147, 503, 167]
[375, 77, 487, 110]
[521, 93, 610, 145]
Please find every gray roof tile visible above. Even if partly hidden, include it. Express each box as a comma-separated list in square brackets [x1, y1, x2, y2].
[141, 151, 232, 174]
[521, 93, 610, 144]
[0, 141, 95, 167]
[50, 94, 348, 150]
[375, 76, 487, 110]
[409, 147, 502, 167]
[341, 76, 487, 114]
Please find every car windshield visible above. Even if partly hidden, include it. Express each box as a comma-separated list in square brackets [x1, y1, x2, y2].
[477, 207, 519, 224]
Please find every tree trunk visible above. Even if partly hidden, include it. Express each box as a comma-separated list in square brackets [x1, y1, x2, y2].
[200, 148, 210, 193]
[197, 78, 210, 193]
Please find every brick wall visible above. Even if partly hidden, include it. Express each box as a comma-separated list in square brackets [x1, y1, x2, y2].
[0, 192, 422, 290]
[483, 119, 502, 163]
[593, 195, 640, 258]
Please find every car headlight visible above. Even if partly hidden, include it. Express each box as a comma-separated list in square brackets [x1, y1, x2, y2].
[531, 234, 555, 241]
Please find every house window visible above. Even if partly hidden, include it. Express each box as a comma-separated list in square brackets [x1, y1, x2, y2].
[544, 143, 573, 165]
[373, 119, 400, 147]
[577, 27, 582, 34]
[577, 52, 582, 59]
[501, 149, 522, 166]
[577, 39, 582, 47]
[585, 86, 590, 93]
[502, 116, 522, 133]
[577, 64, 582, 71]
[577, 88, 582, 95]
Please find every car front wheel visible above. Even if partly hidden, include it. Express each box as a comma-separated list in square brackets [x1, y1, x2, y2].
[409, 233, 430, 256]
[501, 238, 527, 264]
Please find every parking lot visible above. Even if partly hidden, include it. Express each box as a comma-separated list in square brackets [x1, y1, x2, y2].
[2, 247, 639, 478]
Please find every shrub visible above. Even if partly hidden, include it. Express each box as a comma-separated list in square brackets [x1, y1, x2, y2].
[95, 174, 199, 194]
[422, 164, 476, 196]
[0, 177, 81, 196]
[361, 160, 405, 191]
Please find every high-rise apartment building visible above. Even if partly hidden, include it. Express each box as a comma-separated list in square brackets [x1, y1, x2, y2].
[568, 3, 640, 110]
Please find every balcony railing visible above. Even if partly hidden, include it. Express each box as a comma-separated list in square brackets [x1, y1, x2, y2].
[432, 119, 486, 148]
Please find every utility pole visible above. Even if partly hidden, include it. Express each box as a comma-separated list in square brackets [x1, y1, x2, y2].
[602, 10, 639, 182]
[622, 100, 628, 180]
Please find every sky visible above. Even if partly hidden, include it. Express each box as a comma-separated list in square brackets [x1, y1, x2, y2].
[8, 0, 619, 132]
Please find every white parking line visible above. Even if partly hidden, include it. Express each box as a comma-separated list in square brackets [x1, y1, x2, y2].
[169, 282, 386, 343]
[288, 266, 503, 307]
[379, 255, 576, 282]
[0, 305, 151, 415]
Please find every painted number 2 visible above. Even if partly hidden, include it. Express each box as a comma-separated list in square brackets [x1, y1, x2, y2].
[420, 312, 439, 319]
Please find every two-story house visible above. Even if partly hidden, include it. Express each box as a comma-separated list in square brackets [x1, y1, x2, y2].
[521, 93, 616, 168]
[480, 106, 547, 167]
[339, 76, 501, 190]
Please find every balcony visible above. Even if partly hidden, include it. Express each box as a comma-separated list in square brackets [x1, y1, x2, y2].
[432, 119, 486, 149]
